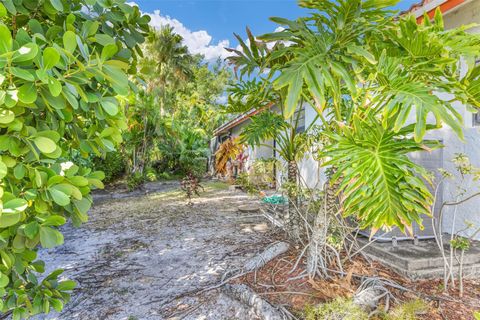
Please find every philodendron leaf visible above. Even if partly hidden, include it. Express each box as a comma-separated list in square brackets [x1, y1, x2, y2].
[39, 226, 64, 248]
[323, 118, 433, 232]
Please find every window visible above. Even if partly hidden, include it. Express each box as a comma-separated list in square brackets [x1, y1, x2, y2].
[473, 112, 480, 127]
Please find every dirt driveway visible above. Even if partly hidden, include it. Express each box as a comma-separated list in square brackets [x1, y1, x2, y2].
[35, 182, 278, 320]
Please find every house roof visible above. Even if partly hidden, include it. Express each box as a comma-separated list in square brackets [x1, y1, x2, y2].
[213, 103, 274, 137]
[213, 108, 261, 136]
[402, 0, 472, 21]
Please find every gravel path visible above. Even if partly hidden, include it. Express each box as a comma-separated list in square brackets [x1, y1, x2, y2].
[34, 182, 278, 320]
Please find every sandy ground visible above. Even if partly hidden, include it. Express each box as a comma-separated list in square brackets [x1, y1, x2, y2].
[34, 182, 278, 320]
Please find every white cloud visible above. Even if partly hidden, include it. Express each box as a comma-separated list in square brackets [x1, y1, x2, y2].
[216, 95, 228, 105]
[128, 2, 230, 61]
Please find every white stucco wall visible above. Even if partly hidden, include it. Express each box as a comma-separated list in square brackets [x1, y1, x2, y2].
[399, 6, 480, 234]
[427, 3, 480, 239]
[228, 120, 274, 171]
[297, 105, 325, 189]
[444, 0, 480, 33]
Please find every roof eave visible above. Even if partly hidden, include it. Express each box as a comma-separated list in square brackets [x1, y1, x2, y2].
[404, 0, 473, 21]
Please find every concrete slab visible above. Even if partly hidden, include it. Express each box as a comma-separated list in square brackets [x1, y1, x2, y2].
[238, 204, 261, 213]
[359, 237, 480, 279]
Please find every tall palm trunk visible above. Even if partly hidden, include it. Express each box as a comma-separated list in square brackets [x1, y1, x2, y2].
[287, 160, 297, 184]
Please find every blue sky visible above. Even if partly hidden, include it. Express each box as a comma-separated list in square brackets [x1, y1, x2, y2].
[132, 0, 420, 60]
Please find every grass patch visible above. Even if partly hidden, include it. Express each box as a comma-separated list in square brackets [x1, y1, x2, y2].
[305, 298, 368, 320]
[383, 299, 429, 320]
[149, 189, 184, 201]
[204, 180, 230, 192]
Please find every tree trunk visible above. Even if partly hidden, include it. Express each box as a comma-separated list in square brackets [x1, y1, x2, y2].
[306, 176, 340, 278]
[306, 202, 329, 277]
[287, 160, 297, 185]
[243, 242, 290, 272]
[286, 160, 301, 241]
[223, 284, 287, 320]
[325, 177, 340, 216]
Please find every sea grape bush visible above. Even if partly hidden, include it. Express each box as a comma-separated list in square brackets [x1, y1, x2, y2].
[0, 0, 149, 318]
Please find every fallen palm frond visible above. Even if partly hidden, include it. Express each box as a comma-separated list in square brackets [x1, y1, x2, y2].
[215, 137, 243, 175]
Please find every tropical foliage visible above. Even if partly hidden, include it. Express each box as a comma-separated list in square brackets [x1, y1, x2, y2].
[214, 137, 243, 176]
[226, 0, 480, 233]
[0, 0, 149, 317]
[323, 118, 439, 232]
[95, 26, 232, 183]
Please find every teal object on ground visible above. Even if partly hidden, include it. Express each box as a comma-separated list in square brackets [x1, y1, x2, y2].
[262, 195, 288, 205]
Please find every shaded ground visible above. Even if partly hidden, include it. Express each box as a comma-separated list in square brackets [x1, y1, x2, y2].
[235, 247, 480, 320]
[35, 181, 281, 320]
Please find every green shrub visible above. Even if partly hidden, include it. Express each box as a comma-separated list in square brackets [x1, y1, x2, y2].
[145, 168, 157, 182]
[305, 298, 368, 320]
[249, 158, 277, 189]
[93, 151, 126, 183]
[385, 299, 429, 320]
[236, 172, 260, 194]
[157, 172, 172, 180]
[127, 172, 145, 191]
[235, 158, 276, 194]
[0, 0, 149, 317]
[178, 155, 207, 178]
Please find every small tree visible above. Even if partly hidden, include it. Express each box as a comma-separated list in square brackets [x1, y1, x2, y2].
[0, 0, 149, 317]
[227, 0, 480, 278]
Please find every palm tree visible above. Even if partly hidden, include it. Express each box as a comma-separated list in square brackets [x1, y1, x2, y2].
[130, 26, 194, 174]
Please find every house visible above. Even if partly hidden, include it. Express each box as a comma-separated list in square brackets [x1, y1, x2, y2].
[211, 108, 275, 175]
[212, 0, 480, 241]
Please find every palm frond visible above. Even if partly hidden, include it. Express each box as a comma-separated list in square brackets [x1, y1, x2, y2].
[214, 137, 243, 175]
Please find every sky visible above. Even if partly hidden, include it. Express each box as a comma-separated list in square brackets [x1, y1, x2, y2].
[132, 0, 421, 61]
